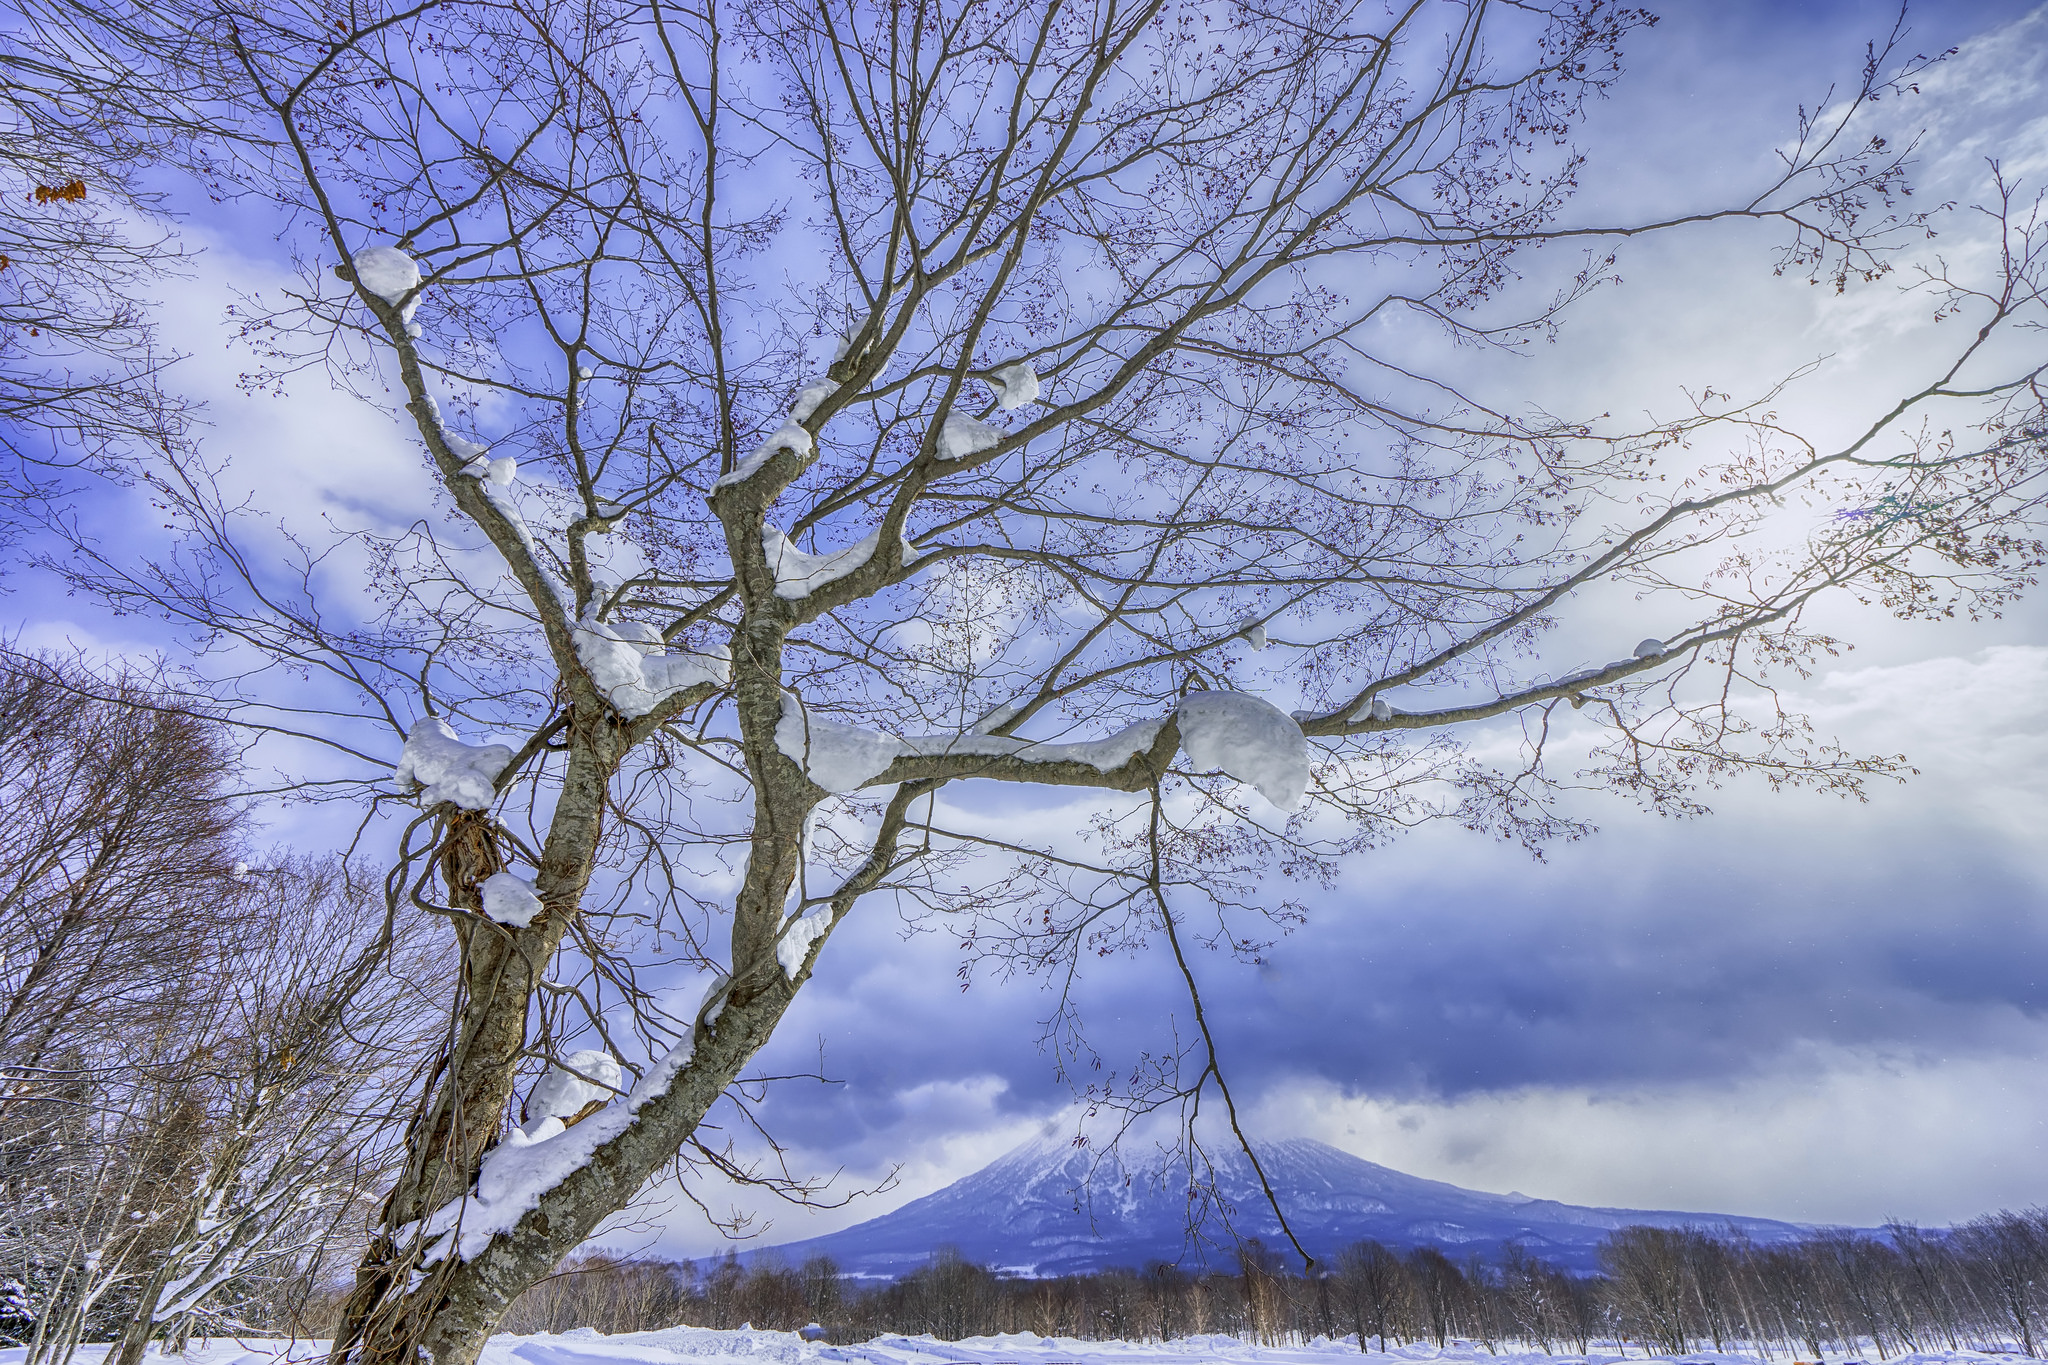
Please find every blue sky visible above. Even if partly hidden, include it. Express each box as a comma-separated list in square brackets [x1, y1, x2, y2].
[11, 0, 2047, 1259]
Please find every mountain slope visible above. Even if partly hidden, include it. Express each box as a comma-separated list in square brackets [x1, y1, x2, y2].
[742, 1133, 1815, 1277]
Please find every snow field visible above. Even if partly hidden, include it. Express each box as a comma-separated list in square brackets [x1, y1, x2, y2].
[12, 1334, 2024, 1365]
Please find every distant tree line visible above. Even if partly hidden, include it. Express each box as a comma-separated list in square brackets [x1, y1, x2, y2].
[495, 1213, 2048, 1357]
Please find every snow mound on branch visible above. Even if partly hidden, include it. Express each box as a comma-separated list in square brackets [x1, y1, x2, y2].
[715, 379, 836, 489]
[479, 872, 543, 928]
[607, 619, 664, 652]
[1634, 638, 1665, 658]
[1174, 691, 1309, 810]
[573, 619, 729, 718]
[527, 1049, 622, 1122]
[416, 394, 487, 464]
[392, 718, 513, 810]
[350, 245, 421, 323]
[988, 359, 1039, 410]
[777, 908, 831, 979]
[460, 452, 516, 484]
[970, 697, 1026, 734]
[777, 694, 906, 792]
[423, 396, 574, 611]
[937, 412, 1001, 461]
[763, 524, 919, 600]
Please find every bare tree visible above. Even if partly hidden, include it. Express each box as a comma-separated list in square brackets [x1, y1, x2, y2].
[1403, 1247, 1468, 1349]
[1955, 1211, 2048, 1358]
[1335, 1240, 1409, 1352]
[19, 0, 2048, 1362]
[0, 655, 243, 1066]
[105, 857, 451, 1365]
[0, 654, 247, 1365]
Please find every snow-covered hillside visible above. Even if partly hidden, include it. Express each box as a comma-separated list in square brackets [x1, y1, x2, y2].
[746, 1135, 1818, 1276]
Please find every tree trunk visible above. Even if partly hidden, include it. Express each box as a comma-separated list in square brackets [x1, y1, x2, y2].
[331, 722, 625, 1365]
[348, 961, 805, 1365]
[108, 1279, 165, 1365]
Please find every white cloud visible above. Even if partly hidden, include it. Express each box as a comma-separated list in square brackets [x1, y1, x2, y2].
[1253, 1038, 2048, 1227]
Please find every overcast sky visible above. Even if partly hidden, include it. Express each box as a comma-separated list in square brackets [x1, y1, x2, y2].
[12, 0, 2047, 1261]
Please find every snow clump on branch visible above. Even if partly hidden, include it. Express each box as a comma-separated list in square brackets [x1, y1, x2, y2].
[1174, 691, 1310, 810]
[572, 618, 730, 718]
[349, 244, 421, 324]
[391, 718, 513, 810]
[777, 693, 908, 792]
[525, 1049, 621, 1125]
[987, 360, 1039, 409]
[937, 412, 1001, 461]
[762, 524, 921, 600]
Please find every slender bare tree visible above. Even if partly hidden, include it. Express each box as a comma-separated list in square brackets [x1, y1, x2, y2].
[0, 654, 247, 1365]
[20, 0, 2048, 1362]
[104, 857, 451, 1365]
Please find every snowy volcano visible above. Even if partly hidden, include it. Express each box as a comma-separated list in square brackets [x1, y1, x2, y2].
[743, 1133, 1814, 1277]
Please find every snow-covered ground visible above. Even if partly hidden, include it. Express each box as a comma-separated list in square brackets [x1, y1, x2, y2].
[5, 1331, 2031, 1365]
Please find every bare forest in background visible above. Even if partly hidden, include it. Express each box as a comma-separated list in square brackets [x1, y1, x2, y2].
[0, 653, 450, 1365]
[491, 1216, 2048, 1358]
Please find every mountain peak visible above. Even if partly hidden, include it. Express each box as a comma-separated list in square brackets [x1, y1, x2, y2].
[744, 1135, 1817, 1278]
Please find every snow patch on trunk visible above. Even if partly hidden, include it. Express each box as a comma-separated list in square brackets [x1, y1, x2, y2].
[777, 908, 832, 979]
